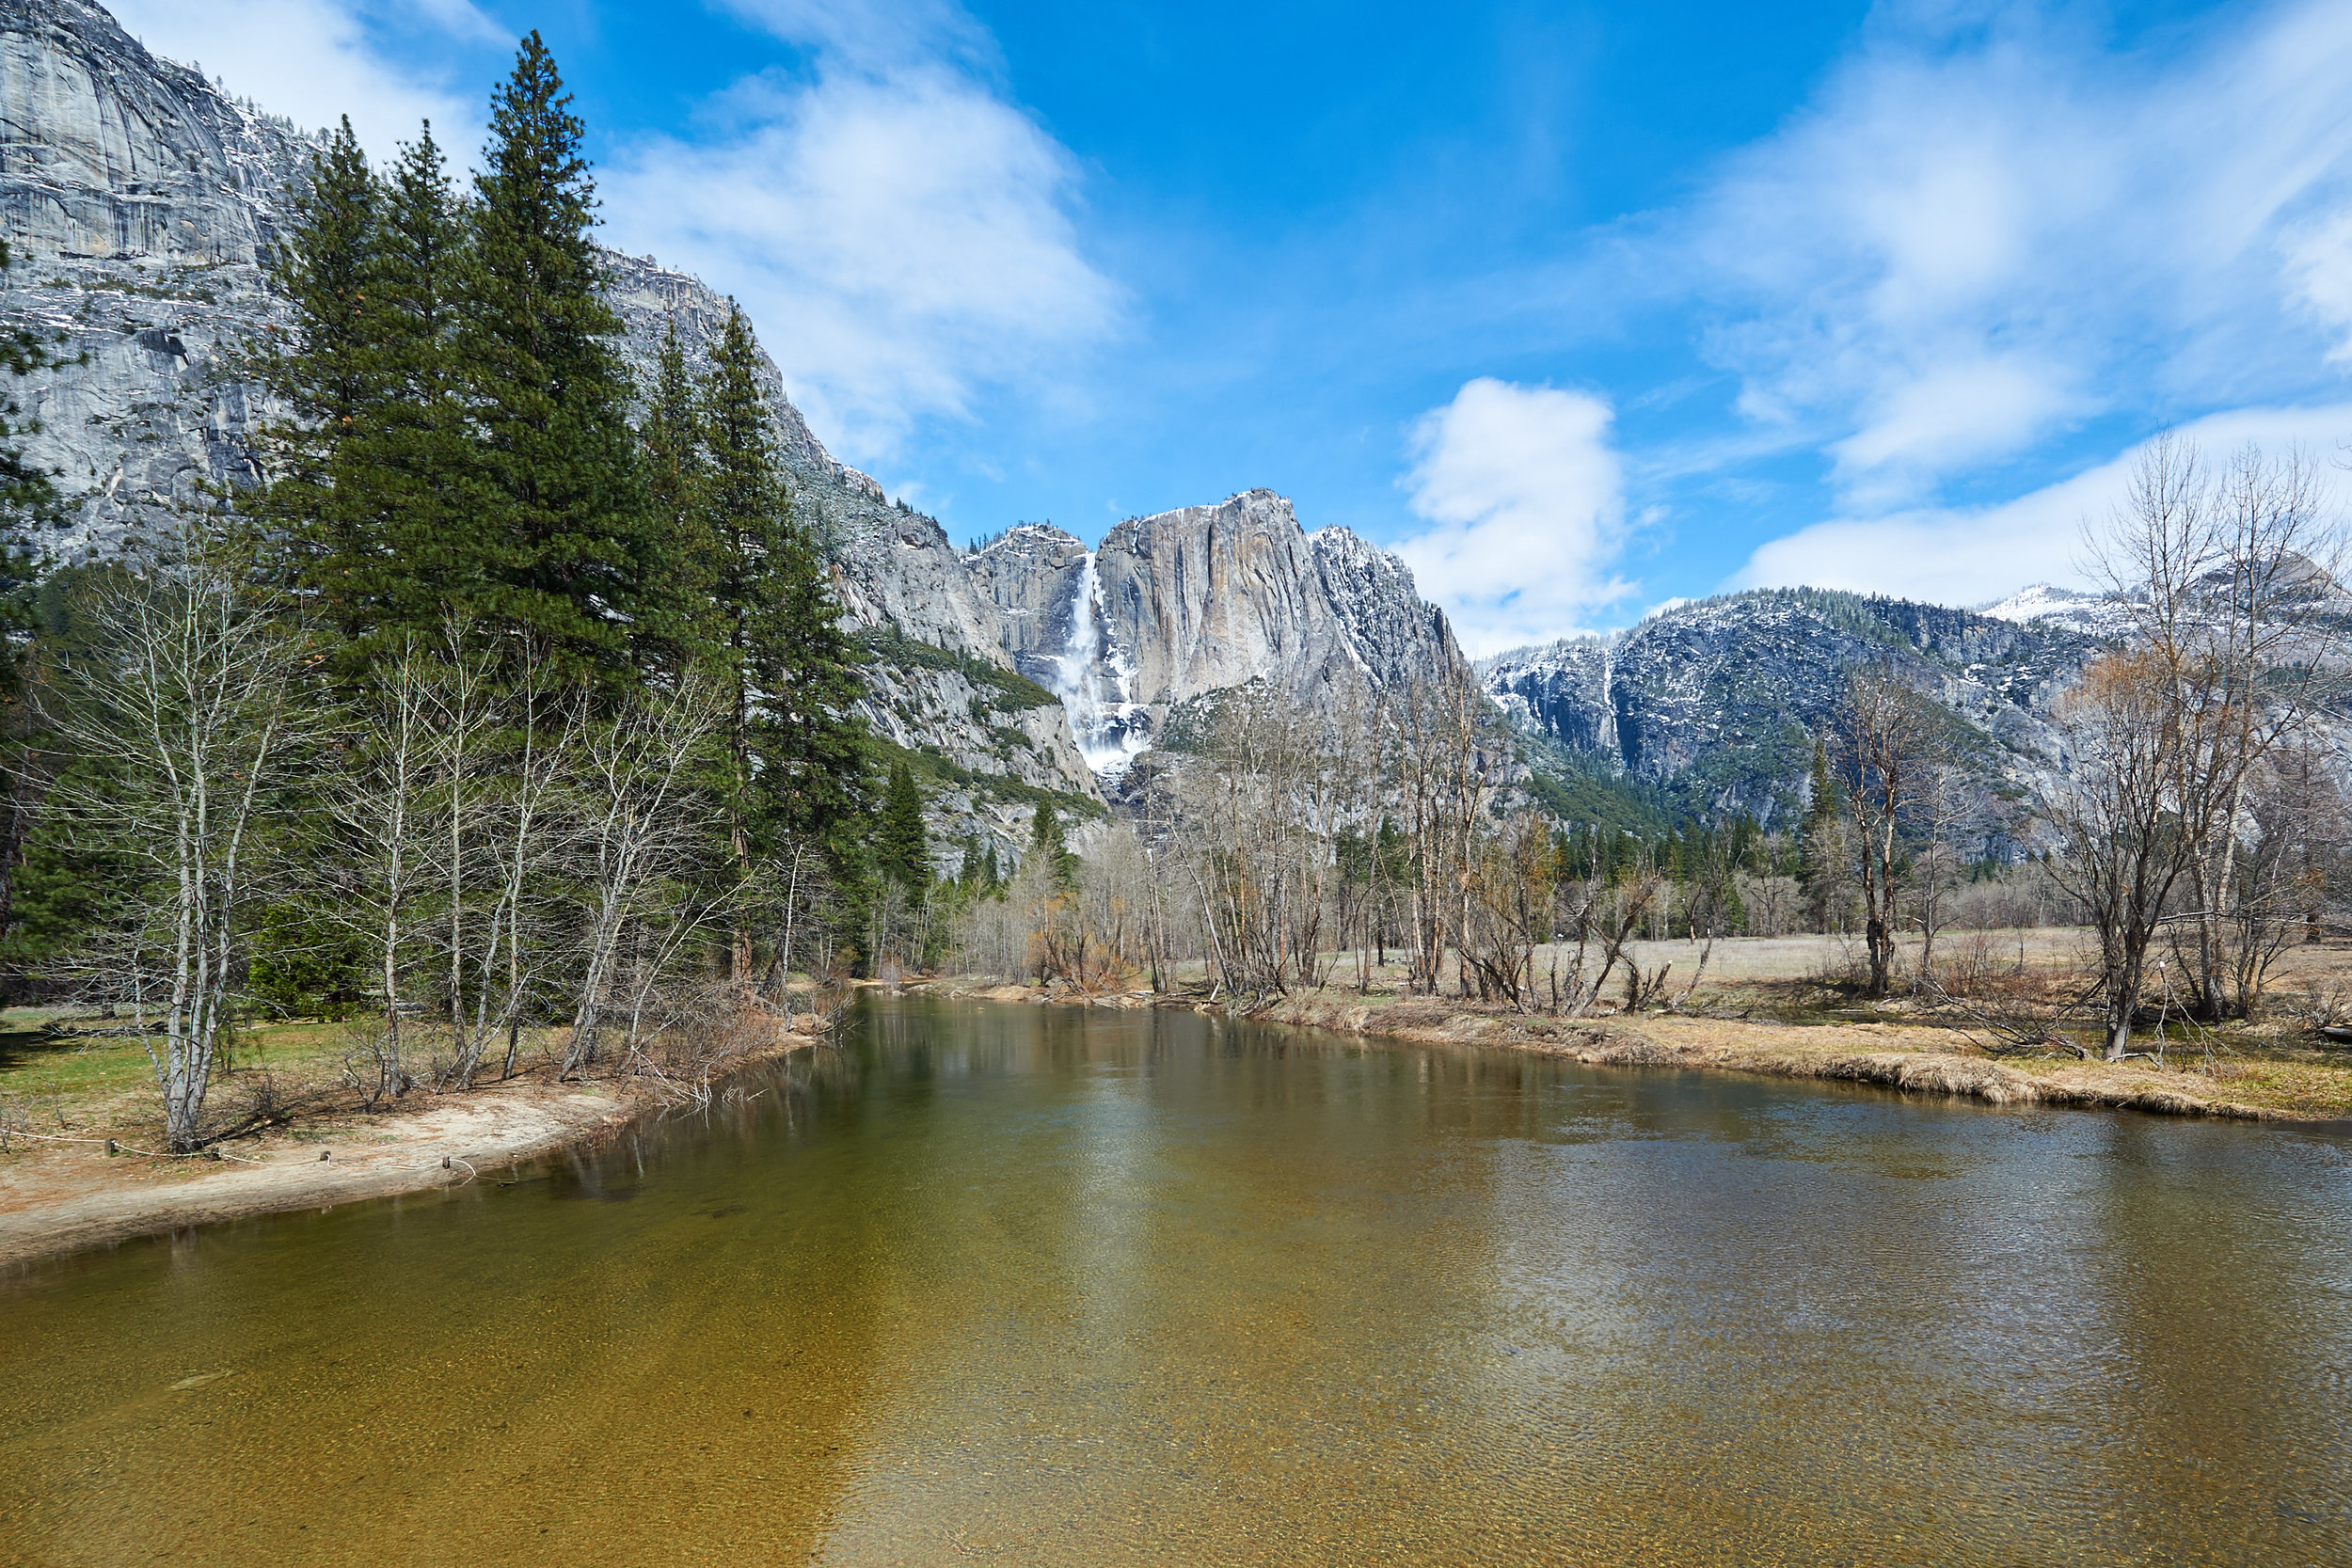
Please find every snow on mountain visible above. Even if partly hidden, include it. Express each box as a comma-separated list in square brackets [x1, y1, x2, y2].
[1979, 584, 2137, 639]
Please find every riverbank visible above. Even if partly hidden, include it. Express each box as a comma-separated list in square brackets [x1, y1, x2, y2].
[925, 976, 2352, 1127]
[0, 1015, 826, 1272]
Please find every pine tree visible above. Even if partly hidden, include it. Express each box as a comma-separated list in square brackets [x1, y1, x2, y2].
[1029, 801, 1077, 891]
[466, 34, 660, 687]
[0, 276, 68, 977]
[764, 471, 869, 858]
[1799, 736, 1845, 931]
[341, 121, 485, 677]
[877, 760, 929, 900]
[0, 241, 61, 601]
[252, 118, 376, 639]
[638, 323, 710, 663]
[700, 304, 787, 816]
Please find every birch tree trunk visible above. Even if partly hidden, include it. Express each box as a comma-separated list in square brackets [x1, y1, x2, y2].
[43, 546, 309, 1150]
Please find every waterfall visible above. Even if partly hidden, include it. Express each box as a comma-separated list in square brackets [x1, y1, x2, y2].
[1050, 553, 1150, 778]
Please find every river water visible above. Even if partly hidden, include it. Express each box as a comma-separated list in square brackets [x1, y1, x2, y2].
[4, 997, 2349, 1565]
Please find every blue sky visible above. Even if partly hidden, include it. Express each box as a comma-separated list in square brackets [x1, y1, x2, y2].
[118, 0, 2352, 652]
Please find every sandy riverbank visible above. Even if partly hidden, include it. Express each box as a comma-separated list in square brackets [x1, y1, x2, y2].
[0, 1024, 822, 1273]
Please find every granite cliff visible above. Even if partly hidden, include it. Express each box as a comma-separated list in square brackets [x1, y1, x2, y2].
[964, 490, 1466, 777]
[0, 0, 308, 558]
[0, 0, 1098, 865]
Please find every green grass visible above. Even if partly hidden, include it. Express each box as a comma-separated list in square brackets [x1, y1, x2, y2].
[0, 1013, 353, 1104]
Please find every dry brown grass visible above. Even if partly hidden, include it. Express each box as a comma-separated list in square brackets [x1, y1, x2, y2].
[953, 928, 2352, 1124]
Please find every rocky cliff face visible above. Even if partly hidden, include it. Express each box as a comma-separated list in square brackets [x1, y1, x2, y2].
[0, 0, 1098, 864]
[961, 490, 1467, 779]
[961, 521, 1091, 689]
[1484, 587, 2107, 826]
[0, 0, 310, 560]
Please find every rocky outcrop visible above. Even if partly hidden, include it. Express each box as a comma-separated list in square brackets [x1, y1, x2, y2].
[0, 0, 1099, 864]
[1483, 587, 2108, 830]
[960, 490, 1468, 780]
[0, 0, 312, 562]
[1979, 583, 2135, 640]
[961, 522, 1090, 689]
[1097, 490, 1361, 709]
[1092, 489, 1460, 706]
[1307, 525, 1460, 694]
[0, 0, 308, 266]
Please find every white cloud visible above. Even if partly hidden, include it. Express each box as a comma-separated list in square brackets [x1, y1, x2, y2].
[1828, 355, 2080, 502]
[1393, 379, 1631, 657]
[111, 0, 491, 161]
[1736, 403, 2352, 605]
[715, 0, 995, 74]
[600, 7, 1117, 461]
[1677, 0, 2352, 503]
[2283, 209, 2352, 362]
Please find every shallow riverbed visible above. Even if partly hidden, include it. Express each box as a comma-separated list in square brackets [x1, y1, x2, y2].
[4, 996, 2348, 1565]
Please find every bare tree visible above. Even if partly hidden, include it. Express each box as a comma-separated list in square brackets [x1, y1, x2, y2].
[756, 832, 831, 1025]
[1384, 666, 1500, 997]
[1173, 682, 1357, 1001]
[40, 547, 314, 1149]
[1833, 668, 1935, 999]
[2085, 435, 2348, 1021]
[1910, 759, 1970, 983]
[1462, 814, 1556, 1010]
[436, 632, 581, 1087]
[1541, 866, 1665, 1019]
[2042, 650, 2201, 1059]
[560, 677, 729, 1079]
[326, 641, 437, 1101]
[2213, 742, 2350, 1017]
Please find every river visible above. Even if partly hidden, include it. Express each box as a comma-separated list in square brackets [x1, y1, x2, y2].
[4, 997, 2348, 1564]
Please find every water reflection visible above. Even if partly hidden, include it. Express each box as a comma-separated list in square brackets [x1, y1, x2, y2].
[2, 996, 2347, 1565]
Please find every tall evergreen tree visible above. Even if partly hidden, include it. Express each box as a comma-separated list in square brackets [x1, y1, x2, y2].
[696, 304, 798, 974]
[252, 118, 376, 638]
[1029, 801, 1077, 892]
[638, 323, 711, 663]
[0, 241, 61, 600]
[763, 481, 869, 861]
[1799, 736, 1844, 931]
[877, 760, 929, 900]
[0, 239, 69, 973]
[342, 121, 484, 677]
[641, 301, 869, 965]
[466, 34, 660, 685]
